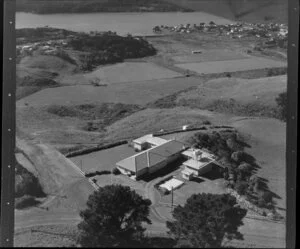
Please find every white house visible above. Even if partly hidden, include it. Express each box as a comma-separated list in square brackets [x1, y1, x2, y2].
[181, 148, 216, 180]
[132, 134, 167, 151]
[117, 139, 186, 179]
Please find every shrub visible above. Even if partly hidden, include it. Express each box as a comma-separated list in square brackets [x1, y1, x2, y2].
[257, 198, 267, 208]
[260, 191, 273, 204]
[223, 171, 229, 180]
[83, 121, 99, 132]
[238, 162, 252, 173]
[267, 68, 286, 77]
[15, 163, 45, 198]
[96, 170, 111, 175]
[235, 181, 248, 195]
[275, 92, 287, 122]
[231, 151, 251, 164]
[112, 168, 121, 175]
[159, 187, 170, 195]
[15, 195, 41, 209]
[55, 49, 77, 65]
[202, 120, 211, 125]
[85, 172, 97, 178]
[225, 72, 231, 78]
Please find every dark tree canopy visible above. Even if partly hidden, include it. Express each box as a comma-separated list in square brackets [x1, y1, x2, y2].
[167, 193, 247, 248]
[77, 184, 152, 247]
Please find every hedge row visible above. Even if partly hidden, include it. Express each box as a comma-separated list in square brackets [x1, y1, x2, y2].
[66, 140, 128, 158]
[153, 126, 208, 137]
[153, 125, 235, 137]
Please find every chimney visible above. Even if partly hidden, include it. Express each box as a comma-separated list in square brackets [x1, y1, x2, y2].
[147, 151, 150, 167]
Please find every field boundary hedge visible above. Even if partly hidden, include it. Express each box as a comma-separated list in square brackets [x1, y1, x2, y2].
[66, 125, 236, 157]
[153, 125, 235, 137]
[66, 140, 128, 158]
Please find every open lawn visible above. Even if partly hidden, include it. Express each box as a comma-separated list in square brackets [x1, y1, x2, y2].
[175, 57, 286, 75]
[172, 49, 248, 63]
[70, 145, 136, 173]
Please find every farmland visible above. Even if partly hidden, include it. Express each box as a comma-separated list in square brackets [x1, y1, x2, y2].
[83, 62, 183, 83]
[17, 77, 204, 107]
[175, 57, 286, 75]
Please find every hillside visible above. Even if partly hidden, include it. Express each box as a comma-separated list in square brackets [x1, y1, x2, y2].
[164, 0, 288, 23]
[16, 0, 288, 24]
[150, 76, 287, 118]
[16, 0, 192, 14]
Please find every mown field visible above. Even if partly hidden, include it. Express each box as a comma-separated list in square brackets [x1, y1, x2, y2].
[83, 62, 182, 83]
[175, 57, 286, 75]
[172, 49, 248, 63]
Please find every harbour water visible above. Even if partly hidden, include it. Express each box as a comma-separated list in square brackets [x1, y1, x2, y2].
[16, 12, 234, 35]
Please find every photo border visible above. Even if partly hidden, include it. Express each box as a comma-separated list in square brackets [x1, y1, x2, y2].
[0, 0, 297, 247]
[1, 0, 16, 247]
[286, 0, 298, 248]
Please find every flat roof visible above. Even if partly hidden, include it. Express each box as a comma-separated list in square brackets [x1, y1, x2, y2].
[146, 136, 168, 146]
[132, 134, 153, 144]
[133, 134, 168, 146]
[183, 158, 212, 170]
[159, 178, 184, 191]
[182, 148, 215, 160]
[116, 140, 185, 173]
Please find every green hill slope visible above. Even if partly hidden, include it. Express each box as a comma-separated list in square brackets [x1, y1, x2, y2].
[164, 0, 287, 23]
[16, 0, 192, 13]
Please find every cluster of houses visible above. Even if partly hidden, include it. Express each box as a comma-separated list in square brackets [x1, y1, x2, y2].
[153, 22, 288, 47]
[16, 39, 69, 56]
[116, 134, 221, 181]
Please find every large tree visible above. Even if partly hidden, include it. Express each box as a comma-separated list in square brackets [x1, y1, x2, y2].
[77, 184, 152, 247]
[167, 193, 247, 248]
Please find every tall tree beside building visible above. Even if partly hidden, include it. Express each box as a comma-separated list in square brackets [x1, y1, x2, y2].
[166, 193, 247, 248]
[77, 184, 152, 247]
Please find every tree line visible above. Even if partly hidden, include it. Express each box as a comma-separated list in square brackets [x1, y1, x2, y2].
[77, 185, 247, 248]
[69, 33, 157, 71]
